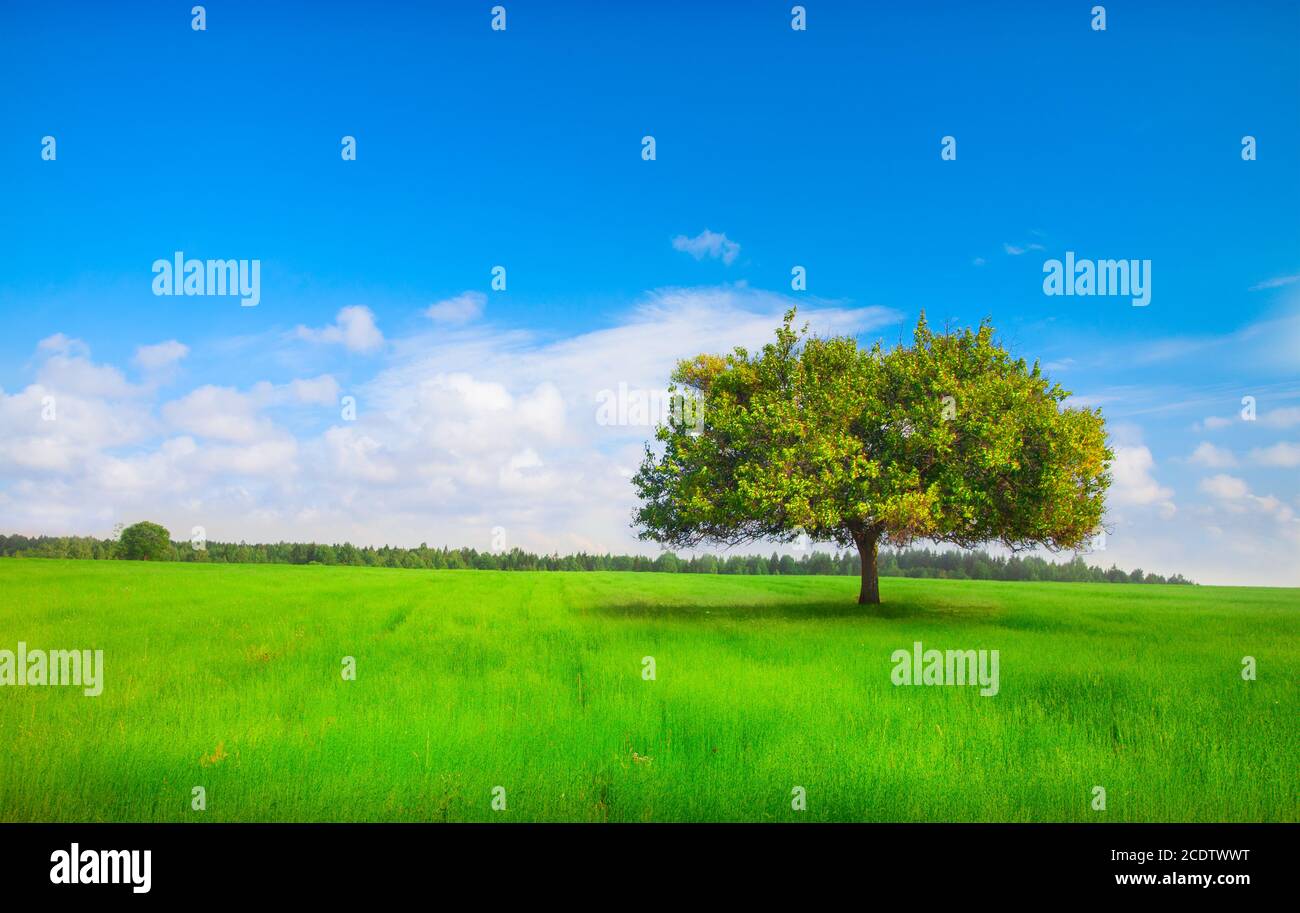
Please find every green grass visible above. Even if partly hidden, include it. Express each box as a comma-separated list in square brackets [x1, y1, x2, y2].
[0, 558, 1295, 822]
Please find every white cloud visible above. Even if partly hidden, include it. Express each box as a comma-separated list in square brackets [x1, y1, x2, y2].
[498, 447, 550, 492]
[1262, 406, 1300, 429]
[1200, 415, 1235, 430]
[425, 291, 486, 324]
[196, 436, 298, 477]
[1003, 242, 1044, 256]
[162, 385, 272, 443]
[324, 426, 398, 484]
[295, 306, 384, 353]
[0, 285, 897, 554]
[1109, 445, 1175, 517]
[1250, 441, 1300, 468]
[133, 340, 189, 370]
[1248, 273, 1300, 291]
[159, 376, 341, 439]
[1199, 473, 1295, 523]
[288, 375, 341, 407]
[0, 340, 157, 477]
[1189, 441, 1237, 468]
[1125, 312, 1300, 373]
[0, 385, 154, 473]
[672, 229, 741, 266]
[31, 336, 142, 399]
[1196, 405, 1300, 431]
[1199, 473, 1249, 500]
[37, 334, 90, 358]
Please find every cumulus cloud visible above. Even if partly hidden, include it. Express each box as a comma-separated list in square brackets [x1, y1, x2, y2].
[31, 335, 142, 399]
[324, 426, 399, 484]
[196, 436, 298, 477]
[295, 306, 384, 353]
[160, 376, 340, 442]
[1250, 441, 1300, 468]
[288, 375, 341, 407]
[133, 340, 189, 371]
[0, 286, 897, 554]
[0, 385, 154, 474]
[37, 334, 90, 358]
[0, 337, 160, 479]
[1199, 473, 1295, 522]
[1189, 441, 1237, 468]
[671, 229, 741, 266]
[161, 385, 273, 443]
[1108, 445, 1175, 518]
[1199, 473, 1249, 500]
[425, 291, 486, 324]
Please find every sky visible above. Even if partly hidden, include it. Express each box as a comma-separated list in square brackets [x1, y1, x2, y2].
[0, 0, 1297, 585]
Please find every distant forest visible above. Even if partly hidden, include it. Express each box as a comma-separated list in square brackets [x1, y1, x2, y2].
[0, 532, 1193, 585]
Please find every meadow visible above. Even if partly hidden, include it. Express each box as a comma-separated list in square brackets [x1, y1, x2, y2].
[0, 558, 1294, 822]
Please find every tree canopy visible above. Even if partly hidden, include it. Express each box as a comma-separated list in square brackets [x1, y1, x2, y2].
[117, 521, 172, 561]
[632, 310, 1112, 604]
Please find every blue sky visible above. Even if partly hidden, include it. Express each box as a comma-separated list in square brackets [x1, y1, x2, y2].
[1, 1, 1297, 584]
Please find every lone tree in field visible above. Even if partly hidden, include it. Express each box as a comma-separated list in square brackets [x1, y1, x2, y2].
[117, 521, 171, 561]
[632, 311, 1111, 604]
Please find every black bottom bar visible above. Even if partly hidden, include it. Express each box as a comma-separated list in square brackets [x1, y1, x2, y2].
[0, 822, 1286, 898]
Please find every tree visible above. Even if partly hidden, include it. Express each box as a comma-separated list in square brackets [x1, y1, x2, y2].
[632, 310, 1111, 605]
[654, 551, 681, 573]
[117, 521, 172, 561]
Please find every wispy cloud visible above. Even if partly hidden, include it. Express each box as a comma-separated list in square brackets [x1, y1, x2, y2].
[425, 291, 486, 325]
[1198, 403, 1300, 431]
[1002, 242, 1045, 256]
[1248, 273, 1300, 292]
[672, 229, 741, 266]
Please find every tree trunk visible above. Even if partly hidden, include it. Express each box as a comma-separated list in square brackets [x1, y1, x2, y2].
[854, 527, 881, 605]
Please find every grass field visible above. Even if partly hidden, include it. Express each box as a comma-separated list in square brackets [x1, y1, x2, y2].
[0, 558, 1295, 822]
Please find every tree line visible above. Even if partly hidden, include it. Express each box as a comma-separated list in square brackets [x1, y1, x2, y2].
[0, 530, 1193, 585]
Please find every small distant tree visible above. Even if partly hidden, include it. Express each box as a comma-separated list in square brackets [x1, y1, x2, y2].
[633, 310, 1111, 605]
[117, 521, 172, 561]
